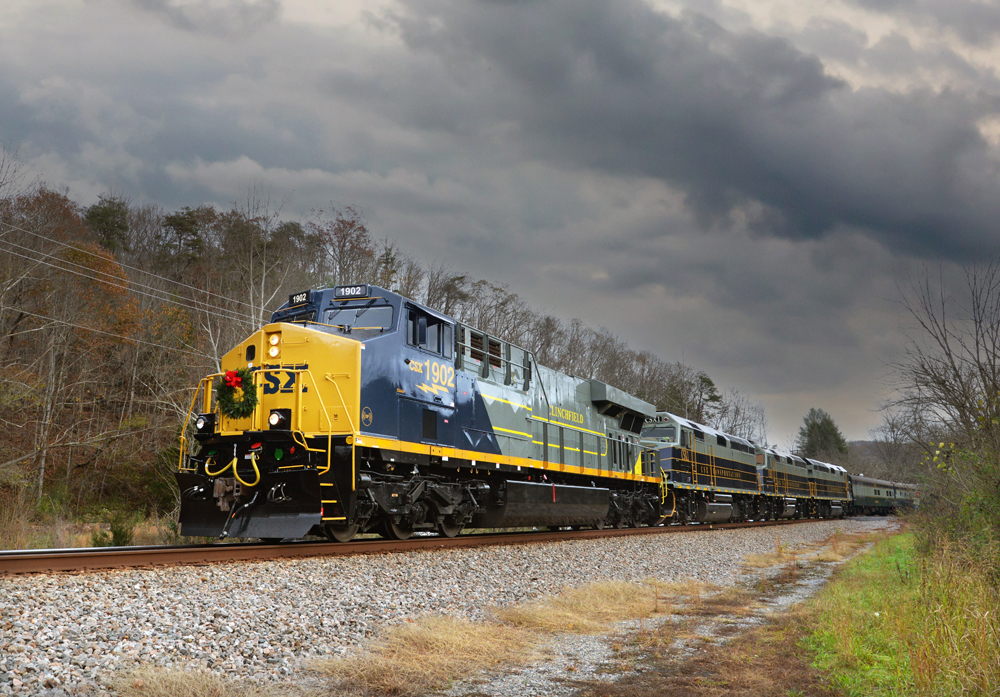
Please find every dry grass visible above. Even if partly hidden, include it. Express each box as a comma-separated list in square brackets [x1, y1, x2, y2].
[743, 529, 888, 571]
[310, 614, 539, 696]
[806, 529, 872, 564]
[0, 489, 30, 550]
[312, 579, 771, 696]
[579, 605, 843, 697]
[497, 579, 721, 633]
[742, 536, 799, 568]
[112, 667, 277, 697]
[678, 586, 761, 618]
[133, 513, 183, 545]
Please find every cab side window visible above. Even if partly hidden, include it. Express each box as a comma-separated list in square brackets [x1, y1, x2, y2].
[407, 307, 453, 358]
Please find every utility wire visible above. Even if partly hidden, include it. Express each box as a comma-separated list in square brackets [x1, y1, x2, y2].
[8, 307, 213, 359]
[0, 236, 245, 320]
[0, 242, 254, 326]
[0, 219, 266, 311]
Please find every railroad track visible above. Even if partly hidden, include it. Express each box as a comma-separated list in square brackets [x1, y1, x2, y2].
[0, 518, 825, 575]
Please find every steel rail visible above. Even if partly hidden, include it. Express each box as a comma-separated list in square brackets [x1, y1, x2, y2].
[0, 518, 822, 575]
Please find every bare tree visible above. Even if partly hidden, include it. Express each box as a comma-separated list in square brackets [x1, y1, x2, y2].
[229, 183, 291, 330]
[424, 262, 470, 316]
[308, 205, 376, 288]
[523, 314, 565, 367]
[713, 387, 768, 444]
[890, 260, 1000, 454]
[396, 256, 425, 300]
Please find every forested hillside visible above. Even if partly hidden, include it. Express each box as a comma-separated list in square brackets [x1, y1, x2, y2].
[0, 169, 765, 515]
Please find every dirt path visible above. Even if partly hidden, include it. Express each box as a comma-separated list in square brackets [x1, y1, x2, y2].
[440, 521, 903, 697]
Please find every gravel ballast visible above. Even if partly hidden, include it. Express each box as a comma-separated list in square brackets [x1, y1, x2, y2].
[0, 517, 899, 695]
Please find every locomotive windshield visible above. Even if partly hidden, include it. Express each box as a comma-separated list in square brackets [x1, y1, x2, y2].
[325, 303, 394, 337]
[641, 423, 676, 441]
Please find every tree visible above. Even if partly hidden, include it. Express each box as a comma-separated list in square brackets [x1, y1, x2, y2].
[890, 260, 1000, 454]
[84, 193, 130, 253]
[796, 408, 848, 459]
[161, 206, 209, 272]
[714, 387, 768, 444]
[308, 205, 376, 287]
[424, 262, 470, 317]
[885, 259, 1000, 561]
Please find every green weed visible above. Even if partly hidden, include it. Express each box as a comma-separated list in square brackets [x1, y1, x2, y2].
[806, 532, 1000, 696]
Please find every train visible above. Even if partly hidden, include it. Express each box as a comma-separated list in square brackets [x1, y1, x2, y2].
[641, 412, 916, 522]
[175, 283, 916, 542]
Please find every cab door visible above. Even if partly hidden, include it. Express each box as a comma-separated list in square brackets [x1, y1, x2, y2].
[398, 305, 456, 448]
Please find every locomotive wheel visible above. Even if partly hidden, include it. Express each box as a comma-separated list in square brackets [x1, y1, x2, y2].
[324, 524, 359, 543]
[437, 519, 464, 538]
[383, 520, 415, 540]
[593, 519, 606, 530]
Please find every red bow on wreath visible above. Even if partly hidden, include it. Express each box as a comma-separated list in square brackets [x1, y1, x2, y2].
[224, 370, 242, 389]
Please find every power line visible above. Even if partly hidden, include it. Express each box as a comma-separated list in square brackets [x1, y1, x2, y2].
[0, 237, 253, 323]
[7, 307, 213, 359]
[0, 242, 255, 326]
[0, 219, 266, 312]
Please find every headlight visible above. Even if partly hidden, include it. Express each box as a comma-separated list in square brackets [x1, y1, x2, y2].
[269, 334, 280, 345]
[268, 410, 290, 429]
[268, 345, 280, 358]
[194, 413, 215, 433]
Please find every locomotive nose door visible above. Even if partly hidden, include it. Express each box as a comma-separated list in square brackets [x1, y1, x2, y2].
[399, 305, 456, 449]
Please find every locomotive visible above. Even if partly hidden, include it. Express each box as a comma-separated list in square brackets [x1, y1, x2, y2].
[641, 412, 915, 522]
[175, 284, 916, 542]
[177, 284, 662, 542]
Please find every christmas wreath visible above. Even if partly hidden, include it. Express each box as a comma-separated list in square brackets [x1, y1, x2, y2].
[217, 367, 258, 420]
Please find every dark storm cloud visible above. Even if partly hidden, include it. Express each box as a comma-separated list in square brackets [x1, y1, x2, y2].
[856, 0, 1000, 46]
[128, 0, 282, 35]
[388, 0, 1000, 270]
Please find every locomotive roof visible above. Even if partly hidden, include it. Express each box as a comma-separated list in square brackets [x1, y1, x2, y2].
[804, 457, 847, 474]
[850, 474, 897, 487]
[766, 447, 808, 466]
[275, 284, 453, 325]
[592, 381, 656, 419]
[653, 411, 754, 449]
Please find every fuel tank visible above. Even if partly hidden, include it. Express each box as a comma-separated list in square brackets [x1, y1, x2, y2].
[472, 480, 609, 528]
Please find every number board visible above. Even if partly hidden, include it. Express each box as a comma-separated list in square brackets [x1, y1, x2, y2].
[334, 284, 369, 299]
[289, 291, 310, 306]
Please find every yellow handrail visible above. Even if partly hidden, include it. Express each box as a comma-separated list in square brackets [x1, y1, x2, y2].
[176, 367, 355, 481]
[178, 376, 214, 472]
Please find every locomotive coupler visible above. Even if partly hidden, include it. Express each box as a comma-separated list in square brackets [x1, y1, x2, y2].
[213, 477, 242, 512]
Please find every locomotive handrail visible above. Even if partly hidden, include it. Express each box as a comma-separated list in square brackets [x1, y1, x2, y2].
[267, 367, 343, 477]
[178, 375, 216, 472]
[177, 368, 348, 479]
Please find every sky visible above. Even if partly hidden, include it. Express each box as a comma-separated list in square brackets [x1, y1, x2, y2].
[2, 0, 999, 447]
